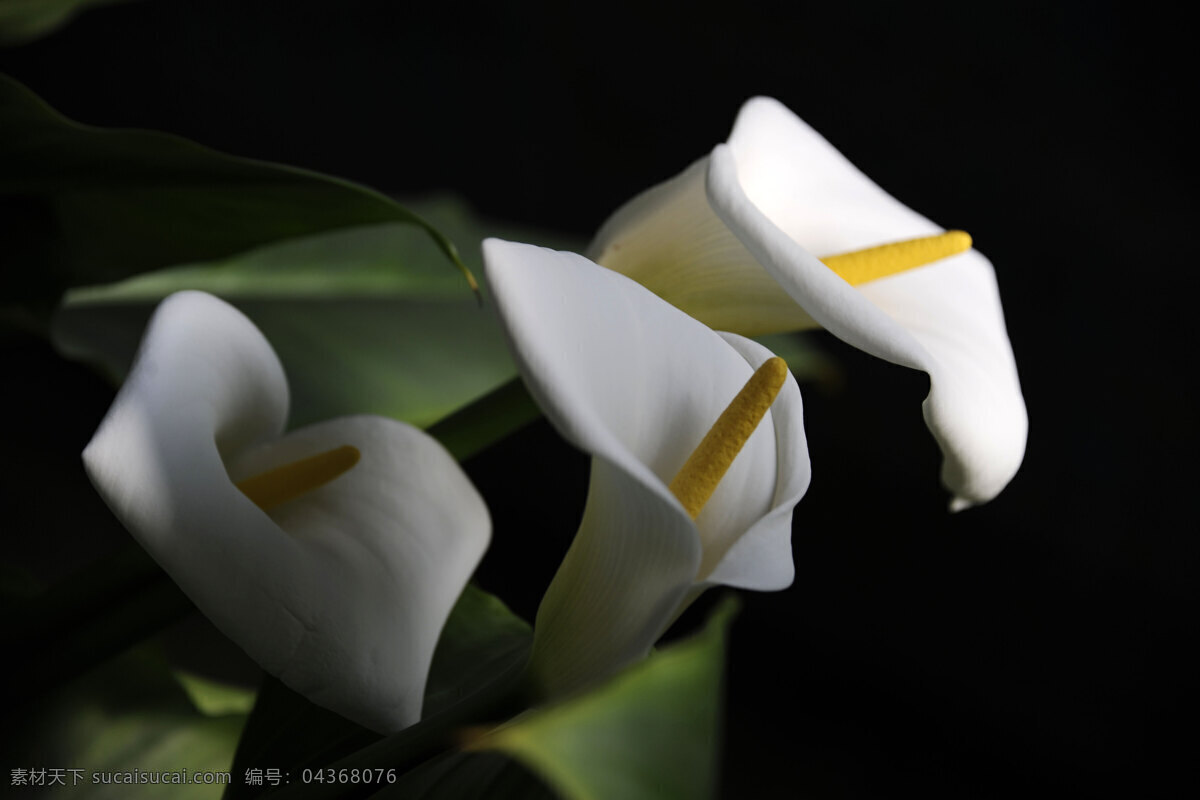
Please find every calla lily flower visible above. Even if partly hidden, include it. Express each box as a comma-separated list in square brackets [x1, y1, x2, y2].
[82, 291, 490, 733]
[591, 97, 1027, 509]
[483, 239, 810, 697]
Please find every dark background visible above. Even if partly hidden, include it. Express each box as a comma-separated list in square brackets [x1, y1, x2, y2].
[2, 0, 1191, 797]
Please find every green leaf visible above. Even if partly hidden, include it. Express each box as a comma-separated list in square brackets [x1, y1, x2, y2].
[9, 644, 246, 799]
[223, 585, 531, 800]
[422, 584, 532, 719]
[9, 546, 197, 698]
[223, 676, 377, 800]
[175, 671, 258, 718]
[0, 74, 472, 320]
[0, 0, 132, 46]
[52, 199, 574, 435]
[474, 598, 738, 800]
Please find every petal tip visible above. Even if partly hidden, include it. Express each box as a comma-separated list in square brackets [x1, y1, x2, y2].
[948, 496, 974, 513]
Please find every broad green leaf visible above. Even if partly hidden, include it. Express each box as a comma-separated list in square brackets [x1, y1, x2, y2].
[474, 598, 738, 800]
[224, 585, 531, 800]
[422, 584, 531, 719]
[52, 199, 575, 435]
[0, 74, 471, 320]
[11, 645, 246, 799]
[0, 0, 133, 46]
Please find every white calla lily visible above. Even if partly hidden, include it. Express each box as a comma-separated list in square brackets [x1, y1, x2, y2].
[483, 239, 809, 697]
[82, 291, 489, 733]
[591, 97, 1027, 509]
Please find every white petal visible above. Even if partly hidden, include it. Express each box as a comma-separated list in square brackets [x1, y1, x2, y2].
[707, 146, 930, 370]
[228, 415, 490, 731]
[725, 96, 941, 252]
[588, 157, 816, 336]
[83, 291, 293, 610]
[527, 458, 700, 697]
[860, 256, 1027, 508]
[483, 239, 805, 694]
[704, 332, 810, 591]
[83, 291, 490, 731]
[709, 101, 1028, 505]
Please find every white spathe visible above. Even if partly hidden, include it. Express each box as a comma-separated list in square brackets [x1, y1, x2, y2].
[591, 97, 1027, 509]
[82, 291, 490, 733]
[483, 239, 809, 697]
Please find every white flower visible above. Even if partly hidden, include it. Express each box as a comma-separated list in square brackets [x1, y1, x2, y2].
[483, 239, 809, 697]
[591, 97, 1027, 509]
[82, 291, 490, 733]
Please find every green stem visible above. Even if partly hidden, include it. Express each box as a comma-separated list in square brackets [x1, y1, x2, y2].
[426, 377, 542, 462]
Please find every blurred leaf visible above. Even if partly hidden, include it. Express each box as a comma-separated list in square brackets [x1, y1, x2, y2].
[422, 584, 531, 719]
[8, 558, 196, 701]
[0, 74, 472, 320]
[753, 332, 842, 391]
[474, 598, 738, 800]
[224, 585, 531, 800]
[425, 377, 541, 462]
[52, 199, 578, 432]
[224, 676, 377, 800]
[10, 645, 246, 799]
[176, 671, 258, 718]
[0, 0, 133, 46]
[10, 545, 162, 636]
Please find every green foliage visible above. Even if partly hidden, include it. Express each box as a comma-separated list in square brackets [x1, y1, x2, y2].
[175, 672, 258, 718]
[476, 598, 738, 800]
[0, 66, 741, 800]
[8, 645, 247, 800]
[0, 0, 131, 46]
[51, 198, 575, 434]
[0, 74, 471, 322]
[225, 598, 738, 800]
[223, 585, 533, 800]
[9, 546, 196, 696]
[422, 584, 532, 720]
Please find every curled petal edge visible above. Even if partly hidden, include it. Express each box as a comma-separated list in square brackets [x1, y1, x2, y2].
[706, 145, 1026, 506]
[82, 291, 490, 732]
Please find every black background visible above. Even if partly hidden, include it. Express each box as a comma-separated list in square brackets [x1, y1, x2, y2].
[2, 1, 1192, 797]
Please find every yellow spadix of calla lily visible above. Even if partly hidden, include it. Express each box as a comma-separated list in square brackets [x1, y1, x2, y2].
[669, 357, 787, 520]
[820, 230, 972, 286]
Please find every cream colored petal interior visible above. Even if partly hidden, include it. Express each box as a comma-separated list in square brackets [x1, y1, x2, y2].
[589, 157, 817, 335]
